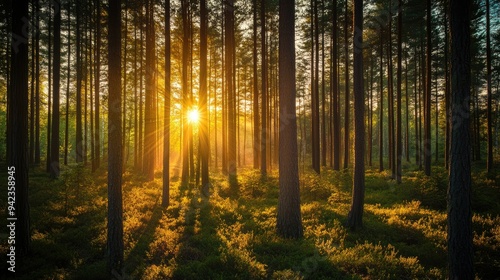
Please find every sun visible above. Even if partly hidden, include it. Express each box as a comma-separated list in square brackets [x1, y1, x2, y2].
[187, 108, 200, 124]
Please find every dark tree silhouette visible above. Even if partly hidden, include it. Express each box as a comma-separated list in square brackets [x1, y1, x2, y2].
[163, 0, 171, 207]
[424, 0, 431, 176]
[347, 0, 365, 230]
[260, 0, 268, 176]
[8, 0, 31, 257]
[331, 0, 340, 171]
[49, 1, 61, 178]
[448, 0, 474, 277]
[107, 0, 124, 275]
[277, 0, 303, 239]
[253, 0, 260, 170]
[396, 0, 402, 183]
[200, 0, 210, 191]
[143, 0, 156, 181]
[486, 0, 493, 173]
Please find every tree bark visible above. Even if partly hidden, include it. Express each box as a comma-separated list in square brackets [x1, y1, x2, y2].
[448, 0, 474, 277]
[50, 0, 61, 178]
[200, 0, 210, 192]
[277, 0, 303, 239]
[347, 0, 365, 230]
[424, 0, 432, 176]
[107, 0, 124, 275]
[8, 0, 31, 257]
[260, 0, 267, 176]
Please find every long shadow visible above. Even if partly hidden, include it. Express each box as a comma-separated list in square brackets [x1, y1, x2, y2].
[123, 204, 164, 277]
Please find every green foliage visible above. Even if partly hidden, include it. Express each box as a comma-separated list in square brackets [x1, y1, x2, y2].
[0, 164, 499, 279]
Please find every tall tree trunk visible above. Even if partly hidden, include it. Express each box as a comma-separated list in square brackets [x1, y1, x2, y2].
[107, 0, 124, 275]
[331, 1, 340, 170]
[181, 0, 190, 183]
[35, 0, 41, 164]
[448, 0, 473, 277]
[163, 0, 171, 206]
[387, 10, 395, 179]
[8, 0, 31, 257]
[395, 0, 402, 183]
[321, 0, 327, 167]
[444, 5, 450, 170]
[311, 0, 320, 173]
[143, 0, 156, 181]
[343, 0, 350, 170]
[200, 0, 210, 192]
[347, 0, 365, 230]
[277, 0, 303, 239]
[260, 0, 267, 176]
[415, 45, 420, 166]
[46, 8, 52, 172]
[94, 0, 101, 171]
[50, 1, 61, 178]
[379, 28, 384, 172]
[30, 0, 35, 166]
[424, 0, 432, 176]
[486, 0, 493, 173]
[225, 0, 237, 183]
[122, 5, 128, 166]
[64, 1, 70, 166]
[252, 0, 259, 169]
[76, 0, 83, 163]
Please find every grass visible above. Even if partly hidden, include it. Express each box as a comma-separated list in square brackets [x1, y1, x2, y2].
[0, 162, 499, 279]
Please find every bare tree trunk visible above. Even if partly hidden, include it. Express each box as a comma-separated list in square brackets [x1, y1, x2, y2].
[143, 0, 156, 181]
[343, 0, 350, 170]
[8, 0, 31, 256]
[200, 0, 210, 192]
[379, 28, 384, 172]
[94, 0, 101, 171]
[331, 1, 340, 170]
[347, 0, 365, 230]
[486, 0, 493, 173]
[277, 0, 303, 239]
[50, 0, 61, 178]
[448, 0, 473, 277]
[163, 0, 171, 206]
[424, 0, 432, 176]
[260, 0, 267, 176]
[395, 0, 402, 183]
[252, 0, 259, 169]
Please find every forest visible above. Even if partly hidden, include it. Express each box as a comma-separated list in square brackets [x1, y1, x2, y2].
[1, 0, 500, 279]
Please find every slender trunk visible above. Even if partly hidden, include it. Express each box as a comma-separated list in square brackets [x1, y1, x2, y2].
[260, 0, 267, 176]
[181, 0, 190, 183]
[50, 1, 61, 178]
[277, 0, 303, 239]
[331, 2, 340, 170]
[94, 0, 101, 171]
[35, 0, 41, 164]
[347, 0, 365, 230]
[76, 0, 83, 163]
[8, 0, 31, 256]
[343, 0, 350, 170]
[64, 2, 70, 166]
[200, 0, 209, 191]
[424, 0, 432, 176]
[396, 0, 402, 183]
[448, 0, 473, 277]
[163, 0, 171, 206]
[379, 28, 384, 172]
[252, 0, 259, 169]
[486, 0, 493, 172]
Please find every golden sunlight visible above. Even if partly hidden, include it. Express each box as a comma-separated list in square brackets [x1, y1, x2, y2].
[187, 108, 200, 124]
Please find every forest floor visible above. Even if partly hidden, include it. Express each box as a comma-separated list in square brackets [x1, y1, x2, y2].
[1, 162, 499, 279]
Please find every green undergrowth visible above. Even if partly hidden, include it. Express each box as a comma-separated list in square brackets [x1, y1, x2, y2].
[0, 163, 499, 279]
